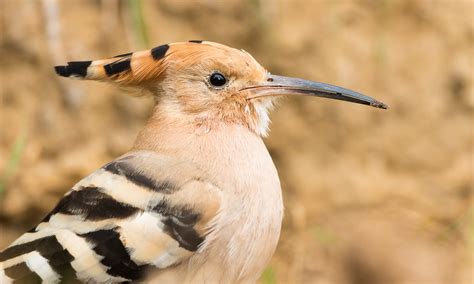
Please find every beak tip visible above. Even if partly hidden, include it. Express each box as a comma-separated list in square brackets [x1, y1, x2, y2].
[371, 101, 389, 110]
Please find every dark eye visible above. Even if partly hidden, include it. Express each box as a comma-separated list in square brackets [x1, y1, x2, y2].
[209, 72, 227, 87]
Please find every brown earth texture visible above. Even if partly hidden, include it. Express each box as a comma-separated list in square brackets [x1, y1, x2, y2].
[0, 0, 473, 283]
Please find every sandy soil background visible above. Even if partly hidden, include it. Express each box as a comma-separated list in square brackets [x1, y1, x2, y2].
[0, 1, 472, 283]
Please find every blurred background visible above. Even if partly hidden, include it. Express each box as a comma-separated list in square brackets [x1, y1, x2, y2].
[0, 0, 472, 283]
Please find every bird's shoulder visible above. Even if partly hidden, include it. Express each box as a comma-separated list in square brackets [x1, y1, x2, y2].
[0, 151, 222, 283]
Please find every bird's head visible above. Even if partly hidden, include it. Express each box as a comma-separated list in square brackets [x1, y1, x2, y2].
[56, 41, 387, 136]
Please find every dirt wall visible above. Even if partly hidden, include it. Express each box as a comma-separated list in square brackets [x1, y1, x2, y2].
[0, 1, 472, 283]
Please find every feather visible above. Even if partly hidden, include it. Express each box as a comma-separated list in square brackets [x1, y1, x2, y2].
[0, 152, 222, 283]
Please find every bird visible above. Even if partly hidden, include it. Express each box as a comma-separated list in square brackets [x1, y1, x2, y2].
[0, 40, 387, 283]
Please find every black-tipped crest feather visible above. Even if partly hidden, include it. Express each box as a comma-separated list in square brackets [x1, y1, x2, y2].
[54, 61, 92, 78]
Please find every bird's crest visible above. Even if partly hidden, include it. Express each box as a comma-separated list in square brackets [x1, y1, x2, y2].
[54, 40, 235, 86]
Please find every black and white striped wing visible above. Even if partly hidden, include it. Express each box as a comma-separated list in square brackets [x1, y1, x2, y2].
[0, 153, 222, 283]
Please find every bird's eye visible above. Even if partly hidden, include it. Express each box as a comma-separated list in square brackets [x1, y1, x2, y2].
[209, 72, 227, 87]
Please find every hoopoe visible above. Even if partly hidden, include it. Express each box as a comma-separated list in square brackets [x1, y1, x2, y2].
[0, 41, 387, 283]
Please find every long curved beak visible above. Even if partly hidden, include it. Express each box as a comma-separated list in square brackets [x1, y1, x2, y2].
[244, 74, 388, 109]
